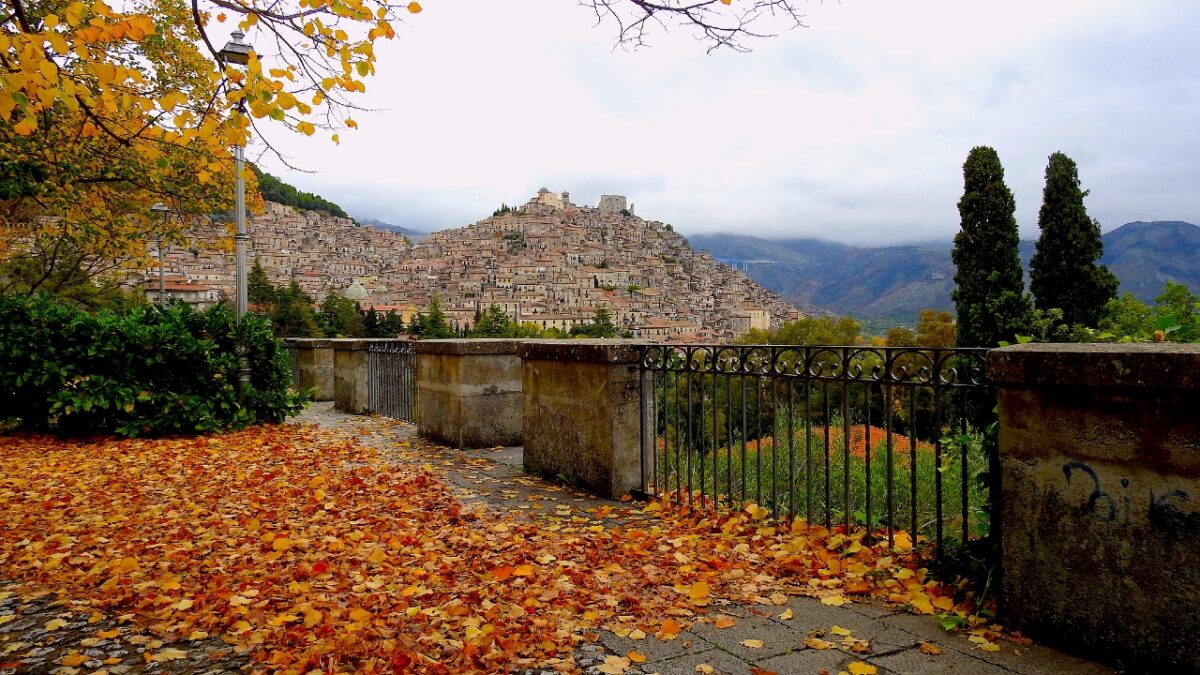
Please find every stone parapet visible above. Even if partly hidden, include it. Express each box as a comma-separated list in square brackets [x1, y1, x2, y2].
[519, 340, 647, 499]
[286, 339, 336, 401]
[415, 339, 523, 448]
[988, 343, 1200, 672]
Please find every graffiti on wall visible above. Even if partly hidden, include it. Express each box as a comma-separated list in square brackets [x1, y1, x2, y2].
[1062, 461, 1194, 529]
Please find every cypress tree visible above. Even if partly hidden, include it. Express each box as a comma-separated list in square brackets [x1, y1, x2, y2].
[1029, 152, 1118, 327]
[951, 146, 1031, 347]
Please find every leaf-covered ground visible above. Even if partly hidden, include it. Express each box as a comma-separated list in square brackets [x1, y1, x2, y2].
[0, 420, 995, 674]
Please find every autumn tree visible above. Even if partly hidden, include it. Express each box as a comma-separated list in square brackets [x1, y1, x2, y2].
[1029, 152, 1118, 327]
[951, 147, 1031, 348]
[914, 309, 955, 348]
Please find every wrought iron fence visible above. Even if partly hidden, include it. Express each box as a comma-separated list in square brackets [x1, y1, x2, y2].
[367, 341, 418, 422]
[639, 344, 994, 553]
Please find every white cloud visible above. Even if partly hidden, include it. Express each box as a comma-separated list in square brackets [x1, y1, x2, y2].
[253, 0, 1200, 244]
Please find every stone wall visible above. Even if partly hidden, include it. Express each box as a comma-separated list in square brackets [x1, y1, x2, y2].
[519, 340, 646, 499]
[415, 339, 523, 448]
[988, 343, 1200, 672]
[287, 339, 335, 401]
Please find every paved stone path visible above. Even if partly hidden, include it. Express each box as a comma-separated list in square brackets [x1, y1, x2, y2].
[298, 403, 1115, 675]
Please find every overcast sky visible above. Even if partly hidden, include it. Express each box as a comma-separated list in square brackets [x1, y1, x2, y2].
[252, 1, 1200, 245]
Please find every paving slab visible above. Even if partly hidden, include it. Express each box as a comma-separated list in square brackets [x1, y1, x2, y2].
[647, 647, 754, 675]
[756, 647, 866, 675]
[598, 631, 714, 664]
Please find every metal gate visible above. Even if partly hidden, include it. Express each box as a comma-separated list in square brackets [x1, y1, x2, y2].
[367, 341, 418, 422]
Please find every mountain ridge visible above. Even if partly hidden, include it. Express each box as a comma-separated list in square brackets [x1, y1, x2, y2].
[690, 220, 1200, 324]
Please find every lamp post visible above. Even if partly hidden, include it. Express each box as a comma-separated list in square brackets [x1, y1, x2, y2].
[219, 31, 254, 397]
[218, 31, 252, 320]
[150, 202, 170, 305]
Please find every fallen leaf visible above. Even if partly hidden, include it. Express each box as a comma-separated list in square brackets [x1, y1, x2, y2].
[847, 663, 878, 675]
[628, 650, 647, 663]
[830, 625, 852, 636]
[805, 637, 834, 650]
[741, 638, 765, 648]
[821, 595, 847, 607]
[777, 608, 794, 620]
[45, 618, 68, 631]
[919, 642, 943, 655]
[714, 615, 737, 629]
[695, 665, 715, 674]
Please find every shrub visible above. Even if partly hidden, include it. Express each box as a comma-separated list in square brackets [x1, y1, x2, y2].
[0, 294, 310, 437]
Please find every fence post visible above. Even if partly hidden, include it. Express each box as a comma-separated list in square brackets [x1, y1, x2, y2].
[414, 339, 523, 448]
[639, 364, 655, 496]
[520, 340, 643, 500]
[988, 343, 1200, 672]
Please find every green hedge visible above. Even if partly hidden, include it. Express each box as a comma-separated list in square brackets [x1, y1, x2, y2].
[0, 294, 310, 437]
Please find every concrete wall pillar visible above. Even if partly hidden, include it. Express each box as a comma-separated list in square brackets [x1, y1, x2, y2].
[415, 339, 523, 448]
[988, 343, 1200, 672]
[332, 339, 371, 414]
[288, 339, 335, 401]
[520, 340, 643, 499]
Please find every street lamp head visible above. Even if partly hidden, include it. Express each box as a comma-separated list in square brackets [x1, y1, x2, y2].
[219, 31, 253, 66]
[150, 202, 170, 217]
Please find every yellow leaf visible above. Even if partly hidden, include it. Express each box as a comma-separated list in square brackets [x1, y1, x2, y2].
[187, 630, 209, 640]
[173, 598, 193, 611]
[830, 625, 852, 636]
[303, 609, 322, 628]
[596, 655, 629, 675]
[406, 2, 422, 13]
[296, 121, 315, 136]
[909, 594, 934, 615]
[932, 595, 955, 611]
[95, 629, 120, 639]
[804, 637, 833, 650]
[628, 629, 646, 640]
[513, 564, 534, 577]
[979, 641, 1001, 653]
[848, 663, 878, 675]
[740, 638, 764, 649]
[61, 652, 88, 667]
[349, 608, 371, 623]
[272, 537, 292, 551]
[720, 0, 732, 5]
[628, 650, 646, 663]
[368, 548, 386, 564]
[714, 615, 736, 629]
[43, 14, 61, 28]
[821, 594, 847, 607]
[45, 618, 69, 631]
[769, 591, 788, 605]
[688, 581, 710, 603]
[777, 608, 793, 620]
[0, 616, 15, 626]
[152, 647, 188, 662]
[695, 666, 715, 674]
[919, 642, 943, 655]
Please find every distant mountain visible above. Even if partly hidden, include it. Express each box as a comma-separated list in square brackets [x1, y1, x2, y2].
[357, 217, 427, 240]
[691, 220, 1200, 325]
[1097, 221, 1200, 303]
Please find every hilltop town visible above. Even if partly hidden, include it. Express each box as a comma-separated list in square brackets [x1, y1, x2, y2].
[151, 189, 801, 340]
